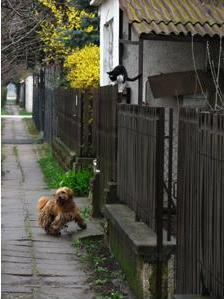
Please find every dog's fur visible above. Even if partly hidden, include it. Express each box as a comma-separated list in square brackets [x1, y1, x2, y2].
[37, 187, 86, 235]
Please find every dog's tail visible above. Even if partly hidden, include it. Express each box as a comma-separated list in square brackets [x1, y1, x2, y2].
[37, 197, 49, 211]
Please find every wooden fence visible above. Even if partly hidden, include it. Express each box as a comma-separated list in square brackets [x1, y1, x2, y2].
[32, 76, 224, 296]
[93, 85, 119, 211]
[56, 88, 82, 155]
[33, 71, 45, 132]
[117, 104, 165, 232]
[33, 67, 96, 156]
[176, 108, 224, 296]
[56, 88, 96, 157]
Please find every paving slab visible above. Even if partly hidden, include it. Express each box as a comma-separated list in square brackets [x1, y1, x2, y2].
[1, 105, 96, 298]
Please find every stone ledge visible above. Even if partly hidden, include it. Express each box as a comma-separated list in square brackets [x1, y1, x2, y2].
[52, 137, 94, 171]
[104, 203, 176, 299]
[52, 137, 76, 170]
[104, 203, 176, 260]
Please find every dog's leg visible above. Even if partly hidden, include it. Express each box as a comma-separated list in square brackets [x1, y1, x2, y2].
[74, 213, 87, 230]
[48, 214, 63, 235]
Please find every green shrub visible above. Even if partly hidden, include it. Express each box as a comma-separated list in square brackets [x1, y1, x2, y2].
[59, 170, 92, 196]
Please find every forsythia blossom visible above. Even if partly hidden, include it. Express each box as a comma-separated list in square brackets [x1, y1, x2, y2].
[38, 0, 99, 88]
[64, 44, 99, 88]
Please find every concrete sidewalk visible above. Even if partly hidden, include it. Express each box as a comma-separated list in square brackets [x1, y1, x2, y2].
[1, 111, 96, 298]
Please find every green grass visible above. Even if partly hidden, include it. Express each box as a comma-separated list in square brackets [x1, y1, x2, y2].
[73, 238, 128, 299]
[38, 149, 64, 189]
[38, 145, 92, 196]
[59, 169, 92, 196]
[19, 109, 32, 116]
[1, 108, 10, 115]
[80, 206, 92, 221]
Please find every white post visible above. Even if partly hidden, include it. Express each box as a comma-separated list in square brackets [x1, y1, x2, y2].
[25, 75, 33, 113]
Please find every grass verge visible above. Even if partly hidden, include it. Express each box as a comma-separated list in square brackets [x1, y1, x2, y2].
[1, 108, 10, 115]
[19, 109, 32, 116]
[73, 238, 132, 299]
[38, 147, 64, 189]
[38, 144, 92, 196]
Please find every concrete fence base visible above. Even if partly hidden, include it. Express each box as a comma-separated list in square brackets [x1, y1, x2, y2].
[104, 204, 176, 299]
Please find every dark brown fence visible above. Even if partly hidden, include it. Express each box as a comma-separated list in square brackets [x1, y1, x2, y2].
[44, 88, 57, 143]
[56, 88, 82, 155]
[33, 71, 45, 132]
[94, 85, 120, 211]
[42, 66, 61, 143]
[82, 89, 96, 157]
[117, 104, 165, 231]
[177, 108, 224, 296]
[56, 88, 95, 157]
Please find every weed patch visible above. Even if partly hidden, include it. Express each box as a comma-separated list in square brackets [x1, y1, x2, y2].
[80, 206, 92, 221]
[38, 145, 92, 196]
[59, 170, 92, 196]
[38, 150, 64, 189]
[73, 238, 132, 299]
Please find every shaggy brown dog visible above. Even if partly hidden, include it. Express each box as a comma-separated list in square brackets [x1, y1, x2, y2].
[37, 187, 87, 235]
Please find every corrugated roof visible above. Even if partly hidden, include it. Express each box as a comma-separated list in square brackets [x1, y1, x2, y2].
[119, 0, 224, 37]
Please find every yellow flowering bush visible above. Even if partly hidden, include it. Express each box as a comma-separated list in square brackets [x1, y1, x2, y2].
[38, 0, 99, 88]
[38, 0, 80, 60]
[64, 44, 99, 88]
[38, 0, 97, 60]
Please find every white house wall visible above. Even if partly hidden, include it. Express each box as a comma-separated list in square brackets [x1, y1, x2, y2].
[122, 17, 207, 104]
[99, 0, 120, 86]
[25, 75, 33, 113]
[99, 6, 220, 105]
[143, 39, 207, 106]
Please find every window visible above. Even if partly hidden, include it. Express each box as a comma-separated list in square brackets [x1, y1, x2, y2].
[103, 18, 114, 82]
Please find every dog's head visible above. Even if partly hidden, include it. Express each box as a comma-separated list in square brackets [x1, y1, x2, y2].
[54, 187, 74, 207]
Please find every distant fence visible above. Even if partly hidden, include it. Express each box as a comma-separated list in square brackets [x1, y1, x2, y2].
[43, 66, 59, 143]
[176, 108, 224, 296]
[44, 88, 57, 143]
[117, 104, 165, 232]
[56, 88, 95, 157]
[56, 88, 82, 156]
[33, 71, 45, 131]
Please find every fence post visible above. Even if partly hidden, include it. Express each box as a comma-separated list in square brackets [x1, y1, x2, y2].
[40, 68, 45, 132]
[155, 108, 165, 299]
[91, 172, 101, 217]
[167, 109, 173, 241]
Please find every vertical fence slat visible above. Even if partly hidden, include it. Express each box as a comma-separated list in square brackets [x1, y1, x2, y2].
[117, 104, 165, 232]
[177, 108, 224, 297]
